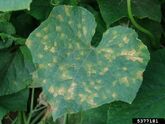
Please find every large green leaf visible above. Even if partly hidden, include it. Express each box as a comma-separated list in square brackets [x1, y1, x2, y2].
[97, 0, 161, 27]
[0, 21, 16, 35]
[0, 46, 34, 96]
[0, 0, 32, 12]
[107, 49, 165, 124]
[0, 89, 29, 123]
[28, 0, 53, 21]
[26, 5, 149, 120]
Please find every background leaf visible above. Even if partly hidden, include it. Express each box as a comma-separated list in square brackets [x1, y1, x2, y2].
[0, 0, 32, 12]
[28, 0, 53, 21]
[0, 46, 34, 96]
[0, 89, 29, 123]
[97, 0, 161, 27]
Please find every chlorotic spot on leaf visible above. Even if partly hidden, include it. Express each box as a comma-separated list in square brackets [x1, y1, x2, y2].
[26, 5, 150, 121]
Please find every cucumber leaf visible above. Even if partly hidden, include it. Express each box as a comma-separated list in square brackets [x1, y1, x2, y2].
[0, 0, 32, 12]
[97, 0, 161, 27]
[0, 89, 29, 123]
[0, 46, 34, 96]
[26, 5, 149, 121]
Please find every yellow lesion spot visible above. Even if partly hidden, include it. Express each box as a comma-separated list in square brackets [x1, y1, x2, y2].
[123, 36, 129, 44]
[75, 43, 80, 49]
[44, 45, 49, 51]
[82, 26, 87, 36]
[26, 39, 32, 47]
[121, 50, 136, 56]
[32, 72, 38, 79]
[87, 96, 97, 106]
[122, 67, 128, 71]
[77, 31, 82, 38]
[48, 86, 55, 94]
[60, 33, 65, 39]
[42, 79, 47, 84]
[112, 35, 117, 40]
[36, 32, 42, 38]
[130, 57, 143, 63]
[54, 42, 57, 47]
[85, 88, 92, 93]
[38, 54, 43, 59]
[43, 27, 48, 32]
[120, 77, 129, 86]
[57, 87, 65, 95]
[47, 63, 53, 67]
[136, 71, 143, 78]
[61, 72, 72, 80]
[92, 29, 95, 34]
[68, 20, 73, 25]
[93, 85, 101, 90]
[82, 18, 85, 23]
[64, 6, 71, 16]
[112, 31, 117, 36]
[50, 47, 56, 53]
[121, 50, 143, 62]
[118, 42, 123, 47]
[68, 44, 73, 49]
[56, 15, 64, 22]
[86, 63, 96, 76]
[112, 81, 117, 87]
[56, 26, 62, 32]
[79, 93, 87, 102]
[112, 92, 117, 98]
[77, 24, 81, 29]
[99, 67, 109, 76]
[38, 64, 45, 69]
[59, 65, 65, 71]
[52, 58, 57, 64]
[43, 35, 48, 40]
[106, 48, 113, 54]
[96, 80, 102, 84]
[102, 52, 114, 62]
[66, 82, 77, 99]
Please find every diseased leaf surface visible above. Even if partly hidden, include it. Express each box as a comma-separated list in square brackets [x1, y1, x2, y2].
[97, 0, 161, 26]
[26, 5, 149, 120]
[107, 49, 165, 124]
[0, 0, 32, 12]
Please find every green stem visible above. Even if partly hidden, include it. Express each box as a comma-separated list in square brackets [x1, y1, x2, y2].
[22, 112, 27, 124]
[63, 114, 68, 124]
[26, 88, 35, 124]
[31, 110, 46, 124]
[127, 0, 156, 47]
[33, 106, 47, 112]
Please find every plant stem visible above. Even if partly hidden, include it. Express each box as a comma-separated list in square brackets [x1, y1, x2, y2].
[127, 0, 156, 47]
[33, 106, 47, 112]
[31, 110, 46, 124]
[63, 114, 68, 124]
[26, 88, 35, 124]
[22, 112, 27, 124]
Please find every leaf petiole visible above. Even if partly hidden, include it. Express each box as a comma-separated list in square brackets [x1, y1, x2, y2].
[127, 0, 156, 47]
